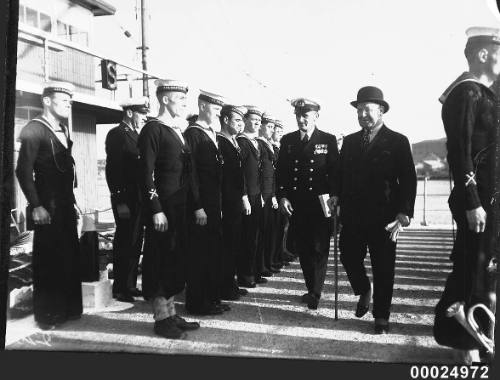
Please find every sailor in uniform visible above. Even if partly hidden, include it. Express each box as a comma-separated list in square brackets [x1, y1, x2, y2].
[105, 97, 149, 302]
[184, 90, 229, 315]
[16, 81, 82, 329]
[256, 112, 280, 278]
[217, 104, 249, 300]
[434, 27, 500, 361]
[236, 105, 265, 288]
[138, 79, 200, 339]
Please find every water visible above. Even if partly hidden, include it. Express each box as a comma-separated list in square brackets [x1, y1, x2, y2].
[97, 178, 455, 226]
[413, 179, 452, 226]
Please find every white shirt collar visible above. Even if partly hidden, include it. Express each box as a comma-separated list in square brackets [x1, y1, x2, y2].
[300, 127, 315, 140]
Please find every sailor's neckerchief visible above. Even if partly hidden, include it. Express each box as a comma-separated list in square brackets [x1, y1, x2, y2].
[188, 120, 218, 147]
[217, 132, 239, 150]
[238, 132, 259, 151]
[256, 136, 274, 154]
[153, 113, 187, 145]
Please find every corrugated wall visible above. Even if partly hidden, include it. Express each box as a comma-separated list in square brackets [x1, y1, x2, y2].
[72, 110, 97, 214]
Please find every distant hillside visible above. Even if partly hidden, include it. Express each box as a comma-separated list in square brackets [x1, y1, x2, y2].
[412, 137, 447, 163]
[412, 137, 448, 178]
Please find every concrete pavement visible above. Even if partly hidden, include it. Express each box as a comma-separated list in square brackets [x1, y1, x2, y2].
[5, 227, 458, 363]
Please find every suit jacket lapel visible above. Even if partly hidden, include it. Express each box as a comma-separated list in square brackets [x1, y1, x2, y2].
[122, 122, 139, 144]
[363, 125, 388, 157]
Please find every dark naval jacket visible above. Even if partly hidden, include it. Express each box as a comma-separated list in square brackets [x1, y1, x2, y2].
[217, 133, 244, 204]
[440, 75, 497, 215]
[184, 123, 223, 211]
[257, 137, 277, 198]
[105, 121, 142, 204]
[137, 118, 192, 215]
[16, 117, 76, 209]
[276, 128, 339, 205]
[237, 134, 262, 197]
[338, 125, 417, 226]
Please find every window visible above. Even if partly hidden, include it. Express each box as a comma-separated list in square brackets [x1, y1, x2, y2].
[57, 20, 68, 39]
[40, 12, 52, 33]
[19, 5, 25, 24]
[25, 7, 38, 28]
[69, 25, 88, 46]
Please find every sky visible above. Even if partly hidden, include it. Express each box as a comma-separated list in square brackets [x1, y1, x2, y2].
[93, 0, 499, 155]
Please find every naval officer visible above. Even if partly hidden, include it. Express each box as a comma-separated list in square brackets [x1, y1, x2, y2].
[275, 98, 339, 309]
[105, 97, 149, 302]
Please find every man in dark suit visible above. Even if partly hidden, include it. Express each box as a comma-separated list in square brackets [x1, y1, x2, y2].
[275, 98, 339, 310]
[105, 97, 149, 302]
[138, 79, 200, 339]
[237, 106, 265, 288]
[217, 104, 249, 300]
[184, 90, 229, 316]
[434, 27, 500, 363]
[338, 86, 416, 334]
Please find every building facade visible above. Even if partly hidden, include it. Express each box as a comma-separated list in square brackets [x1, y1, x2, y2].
[13, 0, 145, 231]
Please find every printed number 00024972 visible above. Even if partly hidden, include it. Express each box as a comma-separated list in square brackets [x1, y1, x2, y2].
[409, 365, 489, 379]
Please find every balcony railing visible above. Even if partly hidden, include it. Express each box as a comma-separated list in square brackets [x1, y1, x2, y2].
[17, 23, 164, 113]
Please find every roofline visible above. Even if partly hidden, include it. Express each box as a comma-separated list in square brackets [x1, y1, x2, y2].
[70, 0, 116, 16]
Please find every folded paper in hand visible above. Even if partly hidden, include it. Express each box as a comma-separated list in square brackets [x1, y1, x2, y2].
[319, 194, 331, 218]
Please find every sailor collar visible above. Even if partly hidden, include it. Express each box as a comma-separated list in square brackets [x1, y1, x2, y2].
[188, 122, 218, 147]
[217, 132, 239, 149]
[256, 136, 274, 152]
[439, 72, 494, 104]
[33, 116, 70, 148]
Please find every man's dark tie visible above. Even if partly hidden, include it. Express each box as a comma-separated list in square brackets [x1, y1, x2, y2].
[301, 134, 309, 148]
[361, 129, 370, 150]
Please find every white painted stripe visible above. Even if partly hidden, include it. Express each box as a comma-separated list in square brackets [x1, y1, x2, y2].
[264, 277, 443, 292]
[67, 314, 438, 348]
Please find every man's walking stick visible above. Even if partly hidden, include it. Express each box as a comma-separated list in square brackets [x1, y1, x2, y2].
[332, 206, 339, 321]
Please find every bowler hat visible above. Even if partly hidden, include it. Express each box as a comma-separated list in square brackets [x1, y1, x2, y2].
[350, 86, 389, 113]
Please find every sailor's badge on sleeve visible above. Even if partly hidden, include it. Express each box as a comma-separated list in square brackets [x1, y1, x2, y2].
[313, 144, 328, 155]
[287, 144, 293, 154]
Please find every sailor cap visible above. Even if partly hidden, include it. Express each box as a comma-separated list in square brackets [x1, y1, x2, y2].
[42, 81, 75, 97]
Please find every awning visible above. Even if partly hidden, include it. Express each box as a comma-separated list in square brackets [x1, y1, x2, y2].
[16, 79, 122, 124]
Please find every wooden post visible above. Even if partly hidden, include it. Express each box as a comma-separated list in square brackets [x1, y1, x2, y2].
[421, 176, 428, 226]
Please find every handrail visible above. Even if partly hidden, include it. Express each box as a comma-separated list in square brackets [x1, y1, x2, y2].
[17, 24, 164, 80]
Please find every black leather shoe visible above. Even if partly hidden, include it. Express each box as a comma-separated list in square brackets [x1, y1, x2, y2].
[283, 252, 296, 262]
[172, 315, 200, 331]
[255, 276, 268, 284]
[216, 302, 231, 312]
[307, 294, 319, 310]
[37, 322, 57, 331]
[237, 288, 249, 296]
[301, 293, 313, 304]
[115, 292, 135, 303]
[154, 317, 187, 339]
[221, 291, 240, 301]
[261, 270, 273, 277]
[187, 305, 224, 316]
[355, 302, 369, 318]
[238, 278, 256, 288]
[128, 288, 142, 297]
[374, 322, 390, 334]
